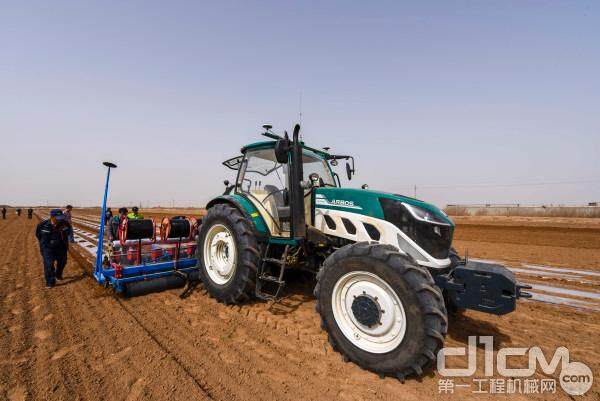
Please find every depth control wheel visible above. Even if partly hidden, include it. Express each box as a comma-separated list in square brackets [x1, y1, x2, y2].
[315, 242, 448, 379]
[197, 204, 259, 304]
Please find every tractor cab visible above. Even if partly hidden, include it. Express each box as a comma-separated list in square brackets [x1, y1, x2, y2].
[222, 125, 345, 240]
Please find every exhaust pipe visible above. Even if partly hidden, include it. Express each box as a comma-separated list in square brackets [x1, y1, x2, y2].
[290, 124, 306, 239]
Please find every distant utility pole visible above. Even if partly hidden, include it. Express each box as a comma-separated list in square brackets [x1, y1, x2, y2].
[414, 185, 417, 198]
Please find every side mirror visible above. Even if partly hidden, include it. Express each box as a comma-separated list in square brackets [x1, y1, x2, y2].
[346, 162, 354, 180]
[275, 139, 290, 164]
[223, 179, 229, 186]
[361, 184, 369, 189]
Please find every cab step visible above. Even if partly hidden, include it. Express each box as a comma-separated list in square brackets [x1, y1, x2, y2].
[255, 244, 289, 301]
[259, 274, 285, 284]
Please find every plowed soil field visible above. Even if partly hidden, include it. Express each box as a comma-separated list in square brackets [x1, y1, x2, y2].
[1, 212, 599, 401]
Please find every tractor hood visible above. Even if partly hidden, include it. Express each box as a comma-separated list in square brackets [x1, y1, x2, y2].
[314, 187, 453, 227]
[314, 187, 454, 260]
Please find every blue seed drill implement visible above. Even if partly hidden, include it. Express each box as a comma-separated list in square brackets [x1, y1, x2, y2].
[93, 162, 200, 296]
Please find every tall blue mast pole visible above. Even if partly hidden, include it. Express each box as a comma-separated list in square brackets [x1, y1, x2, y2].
[95, 161, 117, 282]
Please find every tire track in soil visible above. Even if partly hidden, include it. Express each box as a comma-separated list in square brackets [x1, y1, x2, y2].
[0, 216, 39, 401]
[121, 295, 292, 401]
[113, 296, 219, 400]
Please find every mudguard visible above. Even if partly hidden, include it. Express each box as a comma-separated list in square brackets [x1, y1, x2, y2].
[205, 194, 269, 236]
[435, 261, 531, 315]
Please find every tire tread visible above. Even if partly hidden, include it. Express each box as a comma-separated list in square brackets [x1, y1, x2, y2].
[315, 242, 447, 380]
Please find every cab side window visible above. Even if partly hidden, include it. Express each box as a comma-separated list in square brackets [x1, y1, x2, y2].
[237, 148, 290, 234]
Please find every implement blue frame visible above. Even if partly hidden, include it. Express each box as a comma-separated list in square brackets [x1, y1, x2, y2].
[102, 259, 198, 293]
[94, 162, 114, 283]
[94, 161, 199, 293]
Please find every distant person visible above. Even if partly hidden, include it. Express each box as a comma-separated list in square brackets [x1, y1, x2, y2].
[27, 208, 33, 219]
[110, 207, 128, 240]
[127, 206, 144, 220]
[16, 208, 22, 216]
[63, 205, 75, 243]
[1, 207, 6, 219]
[35, 209, 72, 288]
[105, 208, 113, 225]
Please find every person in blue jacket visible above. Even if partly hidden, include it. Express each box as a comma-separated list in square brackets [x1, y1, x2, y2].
[35, 209, 72, 288]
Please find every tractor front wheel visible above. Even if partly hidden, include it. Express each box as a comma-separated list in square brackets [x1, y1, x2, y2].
[197, 204, 259, 304]
[314, 242, 447, 380]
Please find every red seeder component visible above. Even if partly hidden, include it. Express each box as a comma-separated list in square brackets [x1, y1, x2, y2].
[114, 264, 123, 279]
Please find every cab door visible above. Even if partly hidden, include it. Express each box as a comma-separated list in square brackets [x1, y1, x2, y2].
[236, 147, 291, 237]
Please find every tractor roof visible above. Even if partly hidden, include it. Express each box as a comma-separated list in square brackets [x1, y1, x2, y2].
[240, 140, 331, 158]
[240, 140, 275, 153]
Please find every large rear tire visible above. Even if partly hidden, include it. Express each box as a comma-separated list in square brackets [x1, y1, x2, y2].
[314, 242, 447, 380]
[197, 204, 259, 304]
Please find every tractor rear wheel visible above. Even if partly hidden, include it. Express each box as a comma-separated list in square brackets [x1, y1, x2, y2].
[197, 204, 259, 304]
[314, 242, 447, 380]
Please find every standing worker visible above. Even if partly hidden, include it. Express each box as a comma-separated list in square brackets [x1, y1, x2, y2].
[63, 205, 75, 243]
[1, 207, 6, 219]
[27, 208, 33, 219]
[110, 207, 128, 240]
[16, 208, 22, 216]
[35, 209, 72, 288]
[127, 206, 144, 220]
[105, 208, 113, 225]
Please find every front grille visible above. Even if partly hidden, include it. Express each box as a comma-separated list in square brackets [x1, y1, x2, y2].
[380, 198, 452, 259]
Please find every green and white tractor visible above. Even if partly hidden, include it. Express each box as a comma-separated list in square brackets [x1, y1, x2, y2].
[197, 124, 530, 380]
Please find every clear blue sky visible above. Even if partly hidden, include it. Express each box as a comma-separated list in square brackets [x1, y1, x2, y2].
[1, 1, 599, 208]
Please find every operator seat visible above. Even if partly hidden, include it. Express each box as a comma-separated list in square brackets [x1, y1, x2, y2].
[264, 185, 290, 223]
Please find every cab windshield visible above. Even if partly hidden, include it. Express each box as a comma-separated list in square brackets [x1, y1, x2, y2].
[302, 149, 335, 186]
[236, 147, 335, 193]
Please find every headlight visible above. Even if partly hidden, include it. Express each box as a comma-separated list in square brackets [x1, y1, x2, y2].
[402, 203, 450, 226]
